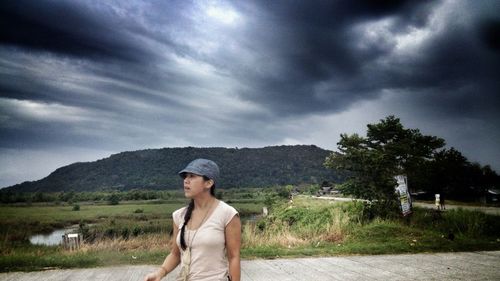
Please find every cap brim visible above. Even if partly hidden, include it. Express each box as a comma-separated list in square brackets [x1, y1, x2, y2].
[178, 168, 203, 178]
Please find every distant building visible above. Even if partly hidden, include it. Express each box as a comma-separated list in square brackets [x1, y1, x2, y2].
[317, 185, 340, 196]
[486, 189, 500, 203]
[410, 190, 430, 200]
[291, 186, 300, 196]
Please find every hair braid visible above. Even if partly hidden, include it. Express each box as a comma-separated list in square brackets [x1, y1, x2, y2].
[180, 200, 195, 250]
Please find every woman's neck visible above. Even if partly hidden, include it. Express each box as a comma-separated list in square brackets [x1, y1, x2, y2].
[193, 194, 216, 210]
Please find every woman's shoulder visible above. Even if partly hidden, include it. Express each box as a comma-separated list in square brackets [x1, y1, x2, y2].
[217, 200, 237, 213]
[172, 206, 188, 225]
[173, 205, 188, 216]
[216, 200, 239, 226]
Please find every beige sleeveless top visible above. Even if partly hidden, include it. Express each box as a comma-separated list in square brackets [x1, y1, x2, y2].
[173, 200, 238, 281]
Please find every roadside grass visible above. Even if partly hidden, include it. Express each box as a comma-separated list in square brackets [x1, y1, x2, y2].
[0, 245, 99, 272]
[1, 196, 499, 272]
[241, 197, 500, 258]
[0, 239, 170, 272]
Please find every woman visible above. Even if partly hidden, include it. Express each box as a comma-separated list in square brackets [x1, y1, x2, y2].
[144, 159, 241, 281]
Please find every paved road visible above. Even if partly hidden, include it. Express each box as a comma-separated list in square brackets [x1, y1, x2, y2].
[1, 251, 499, 281]
[412, 202, 500, 216]
[310, 196, 500, 216]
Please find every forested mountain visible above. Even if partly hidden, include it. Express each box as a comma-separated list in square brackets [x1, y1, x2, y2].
[4, 145, 340, 192]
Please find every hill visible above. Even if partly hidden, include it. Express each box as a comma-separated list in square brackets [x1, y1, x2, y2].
[3, 145, 340, 192]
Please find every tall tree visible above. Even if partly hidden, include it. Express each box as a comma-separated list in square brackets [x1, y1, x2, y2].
[325, 116, 445, 205]
[428, 149, 500, 201]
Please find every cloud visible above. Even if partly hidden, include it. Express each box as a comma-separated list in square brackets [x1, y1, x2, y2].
[0, 98, 93, 124]
[0, 0, 499, 187]
[0, 0, 156, 62]
[213, 0, 441, 115]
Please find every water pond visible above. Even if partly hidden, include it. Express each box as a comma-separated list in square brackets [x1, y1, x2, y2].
[29, 226, 78, 246]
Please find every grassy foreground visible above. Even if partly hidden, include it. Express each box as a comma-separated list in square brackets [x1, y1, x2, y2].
[241, 197, 500, 258]
[1, 197, 499, 272]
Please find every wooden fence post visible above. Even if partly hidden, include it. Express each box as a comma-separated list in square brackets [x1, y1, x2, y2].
[63, 233, 82, 250]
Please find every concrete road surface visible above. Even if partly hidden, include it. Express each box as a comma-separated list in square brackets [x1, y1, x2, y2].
[1, 251, 499, 281]
[310, 195, 500, 216]
[412, 202, 500, 216]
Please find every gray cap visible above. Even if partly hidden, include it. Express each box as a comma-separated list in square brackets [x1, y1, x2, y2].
[178, 158, 220, 183]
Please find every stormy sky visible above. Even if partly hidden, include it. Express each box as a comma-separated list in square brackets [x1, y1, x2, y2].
[1, 0, 499, 188]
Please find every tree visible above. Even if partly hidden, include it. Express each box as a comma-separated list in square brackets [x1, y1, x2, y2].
[428, 149, 500, 201]
[428, 148, 470, 198]
[108, 193, 120, 205]
[324, 116, 445, 209]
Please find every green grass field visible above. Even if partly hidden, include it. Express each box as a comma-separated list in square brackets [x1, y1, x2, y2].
[1, 196, 499, 272]
[0, 200, 263, 232]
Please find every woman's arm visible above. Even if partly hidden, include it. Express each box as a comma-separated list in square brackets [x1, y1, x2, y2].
[144, 223, 181, 281]
[225, 215, 242, 281]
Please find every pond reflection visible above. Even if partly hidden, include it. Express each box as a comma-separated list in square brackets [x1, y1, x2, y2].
[29, 227, 77, 246]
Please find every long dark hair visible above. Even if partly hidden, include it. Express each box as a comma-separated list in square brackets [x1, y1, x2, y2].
[180, 176, 215, 250]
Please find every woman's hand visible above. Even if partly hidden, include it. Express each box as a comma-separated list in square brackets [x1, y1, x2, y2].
[143, 269, 164, 281]
[143, 220, 181, 281]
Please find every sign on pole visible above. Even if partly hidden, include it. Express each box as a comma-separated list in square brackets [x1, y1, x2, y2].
[395, 175, 412, 216]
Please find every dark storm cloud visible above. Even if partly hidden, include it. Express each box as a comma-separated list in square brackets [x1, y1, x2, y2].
[0, 0, 154, 62]
[227, 0, 500, 121]
[381, 12, 500, 122]
[222, 0, 441, 115]
[1, 0, 499, 187]
[479, 19, 500, 51]
[1, 0, 498, 132]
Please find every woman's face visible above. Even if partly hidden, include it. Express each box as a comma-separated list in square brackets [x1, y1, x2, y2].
[182, 173, 212, 198]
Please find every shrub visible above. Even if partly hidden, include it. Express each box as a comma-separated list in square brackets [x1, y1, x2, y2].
[409, 207, 500, 239]
[358, 200, 400, 221]
[439, 209, 490, 238]
[256, 220, 266, 232]
[79, 221, 90, 240]
[132, 226, 142, 236]
[104, 228, 116, 238]
[108, 194, 120, 205]
[72, 204, 80, 211]
[242, 199, 364, 248]
[120, 228, 130, 239]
